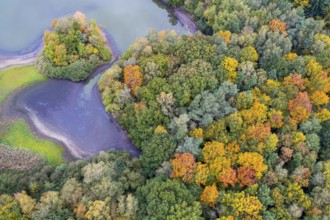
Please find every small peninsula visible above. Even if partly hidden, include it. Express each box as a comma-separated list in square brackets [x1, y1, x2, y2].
[36, 12, 112, 82]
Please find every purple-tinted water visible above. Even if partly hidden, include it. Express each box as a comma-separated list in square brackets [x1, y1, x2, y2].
[1, 0, 191, 159]
[14, 66, 139, 158]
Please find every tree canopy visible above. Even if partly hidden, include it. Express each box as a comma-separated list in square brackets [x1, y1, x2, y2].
[36, 12, 112, 81]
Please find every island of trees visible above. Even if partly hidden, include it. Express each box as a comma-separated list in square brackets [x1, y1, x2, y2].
[36, 12, 112, 81]
[0, 0, 330, 219]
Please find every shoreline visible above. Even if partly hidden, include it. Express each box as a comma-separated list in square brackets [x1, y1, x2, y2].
[0, 4, 196, 162]
[0, 1, 197, 70]
[158, 0, 198, 34]
[0, 85, 76, 162]
[1, 29, 121, 161]
[0, 43, 43, 70]
[93, 71, 141, 158]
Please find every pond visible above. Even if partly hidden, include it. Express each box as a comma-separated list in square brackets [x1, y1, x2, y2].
[0, 0, 189, 159]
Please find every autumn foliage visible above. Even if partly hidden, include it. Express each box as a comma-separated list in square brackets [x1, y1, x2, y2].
[217, 30, 231, 44]
[237, 152, 267, 178]
[288, 92, 313, 123]
[237, 166, 258, 187]
[37, 12, 112, 81]
[2, 0, 330, 218]
[222, 57, 239, 82]
[202, 141, 226, 163]
[200, 185, 219, 207]
[189, 128, 203, 138]
[170, 153, 197, 183]
[283, 52, 298, 61]
[194, 163, 210, 186]
[269, 19, 287, 32]
[222, 192, 263, 218]
[94, 7, 330, 217]
[123, 65, 143, 95]
[218, 167, 237, 187]
[283, 73, 305, 90]
[269, 109, 284, 128]
[310, 91, 329, 105]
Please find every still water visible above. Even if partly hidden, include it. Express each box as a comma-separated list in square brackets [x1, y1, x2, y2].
[0, 0, 188, 159]
[0, 0, 183, 54]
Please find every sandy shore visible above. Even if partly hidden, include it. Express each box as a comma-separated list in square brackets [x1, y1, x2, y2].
[0, 43, 43, 70]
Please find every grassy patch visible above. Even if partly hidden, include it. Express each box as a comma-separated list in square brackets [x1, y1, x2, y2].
[0, 65, 44, 104]
[0, 65, 64, 165]
[0, 120, 63, 165]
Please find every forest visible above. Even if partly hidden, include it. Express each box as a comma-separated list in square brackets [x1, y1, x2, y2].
[0, 0, 329, 219]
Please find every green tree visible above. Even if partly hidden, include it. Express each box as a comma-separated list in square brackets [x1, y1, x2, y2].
[136, 178, 202, 220]
[140, 134, 177, 177]
[188, 81, 237, 126]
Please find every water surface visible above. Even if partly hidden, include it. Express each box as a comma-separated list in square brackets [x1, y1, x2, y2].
[0, 0, 183, 54]
[1, 0, 188, 159]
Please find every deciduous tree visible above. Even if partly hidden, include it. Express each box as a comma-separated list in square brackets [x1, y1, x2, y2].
[200, 184, 219, 207]
[123, 65, 143, 95]
[170, 153, 197, 183]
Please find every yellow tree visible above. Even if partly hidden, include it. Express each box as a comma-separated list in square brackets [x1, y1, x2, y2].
[84, 200, 111, 220]
[239, 46, 259, 62]
[240, 101, 268, 125]
[189, 128, 203, 138]
[314, 34, 330, 46]
[237, 152, 267, 179]
[217, 30, 231, 44]
[200, 185, 219, 207]
[283, 52, 298, 61]
[286, 182, 311, 209]
[14, 191, 36, 217]
[221, 57, 239, 82]
[222, 192, 263, 218]
[202, 141, 226, 163]
[194, 162, 210, 186]
[315, 109, 330, 122]
[307, 71, 330, 93]
[53, 44, 68, 66]
[225, 141, 240, 161]
[310, 91, 329, 106]
[306, 59, 323, 76]
[291, 0, 309, 7]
